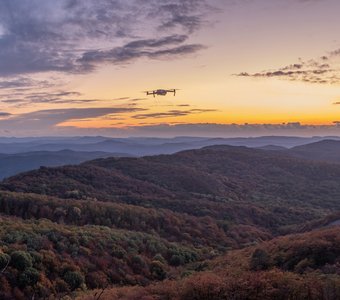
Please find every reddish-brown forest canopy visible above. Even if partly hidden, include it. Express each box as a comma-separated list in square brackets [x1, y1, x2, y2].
[0, 145, 339, 299]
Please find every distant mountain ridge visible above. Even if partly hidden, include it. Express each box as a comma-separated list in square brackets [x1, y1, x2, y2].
[0, 150, 128, 180]
[2, 137, 340, 179]
[288, 139, 340, 163]
[0, 135, 339, 155]
[3, 144, 340, 234]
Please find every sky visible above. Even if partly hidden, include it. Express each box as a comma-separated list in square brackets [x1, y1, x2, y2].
[1, 0, 340, 137]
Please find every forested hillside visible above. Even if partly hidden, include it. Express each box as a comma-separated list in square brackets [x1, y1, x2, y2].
[4, 145, 340, 232]
[288, 140, 340, 163]
[86, 227, 340, 300]
[0, 145, 339, 299]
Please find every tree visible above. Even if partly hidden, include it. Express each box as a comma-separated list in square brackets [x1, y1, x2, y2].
[85, 271, 108, 289]
[63, 271, 84, 290]
[18, 267, 40, 287]
[10, 251, 33, 271]
[170, 255, 185, 266]
[130, 255, 147, 274]
[150, 261, 167, 280]
[250, 249, 271, 271]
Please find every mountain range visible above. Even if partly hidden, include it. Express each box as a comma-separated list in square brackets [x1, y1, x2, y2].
[0, 139, 340, 298]
[1, 135, 339, 155]
[2, 137, 340, 180]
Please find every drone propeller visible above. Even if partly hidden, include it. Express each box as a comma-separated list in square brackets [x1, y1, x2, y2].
[170, 89, 179, 95]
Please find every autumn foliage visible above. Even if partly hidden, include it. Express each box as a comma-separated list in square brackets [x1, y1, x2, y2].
[0, 145, 339, 298]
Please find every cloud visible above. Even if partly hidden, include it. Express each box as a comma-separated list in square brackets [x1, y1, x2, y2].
[146, 0, 221, 33]
[0, 87, 150, 107]
[148, 44, 206, 59]
[0, 99, 24, 104]
[0, 0, 131, 75]
[0, 90, 101, 105]
[132, 108, 217, 119]
[0, 0, 217, 77]
[0, 107, 142, 131]
[25, 91, 80, 102]
[118, 122, 340, 137]
[236, 52, 340, 85]
[129, 98, 148, 102]
[113, 97, 131, 101]
[111, 97, 148, 103]
[78, 35, 205, 66]
[125, 35, 188, 49]
[0, 78, 53, 89]
[23, 91, 100, 104]
[22, 121, 340, 138]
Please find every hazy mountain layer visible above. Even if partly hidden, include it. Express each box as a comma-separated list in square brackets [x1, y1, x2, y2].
[0, 150, 129, 180]
[0, 136, 339, 155]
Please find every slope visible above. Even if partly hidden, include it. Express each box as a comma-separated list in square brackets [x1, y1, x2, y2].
[85, 226, 340, 300]
[0, 145, 340, 299]
[3, 145, 340, 234]
[289, 139, 340, 163]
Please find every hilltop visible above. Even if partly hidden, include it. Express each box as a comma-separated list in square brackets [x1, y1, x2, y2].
[288, 139, 340, 163]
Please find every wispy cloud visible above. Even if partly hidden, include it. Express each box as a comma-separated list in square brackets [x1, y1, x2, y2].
[78, 35, 205, 67]
[0, 112, 11, 118]
[0, 87, 150, 108]
[0, 78, 53, 89]
[132, 108, 218, 119]
[0, 90, 100, 105]
[0, 107, 143, 131]
[236, 50, 340, 85]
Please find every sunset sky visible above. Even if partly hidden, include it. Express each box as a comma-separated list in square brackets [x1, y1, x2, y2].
[1, 0, 340, 137]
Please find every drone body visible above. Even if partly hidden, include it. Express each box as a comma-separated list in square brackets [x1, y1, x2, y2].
[146, 89, 177, 97]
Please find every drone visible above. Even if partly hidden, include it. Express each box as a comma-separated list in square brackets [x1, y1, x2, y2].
[145, 89, 178, 97]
